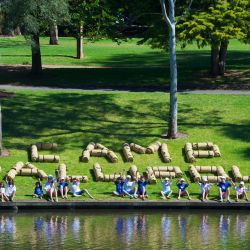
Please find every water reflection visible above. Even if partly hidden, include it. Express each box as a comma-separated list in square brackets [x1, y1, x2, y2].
[0, 211, 249, 249]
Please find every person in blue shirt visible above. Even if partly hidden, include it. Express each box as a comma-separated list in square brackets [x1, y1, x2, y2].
[160, 177, 172, 200]
[177, 178, 191, 200]
[113, 177, 125, 197]
[33, 181, 43, 199]
[217, 176, 232, 203]
[57, 177, 69, 199]
[137, 176, 148, 200]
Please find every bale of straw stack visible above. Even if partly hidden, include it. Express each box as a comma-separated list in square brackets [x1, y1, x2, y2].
[101, 149, 108, 156]
[192, 142, 213, 150]
[212, 144, 221, 157]
[211, 166, 218, 173]
[7, 169, 18, 180]
[107, 150, 118, 163]
[38, 155, 60, 163]
[161, 143, 171, 162]
[197, 166, 212, 173]
[129, 143, 146, 154]
[30, 145, 38, 162]
[231, 165, 242, 182]
[193, 150, 214, 158]
[93, 162, 104, 181]
[95, 143, 109, 151]
[82, 150, 90, 162]
[19, 168, 38, 176]
[122, 143, 133, 162]
[38, 170, 48, 180]
[154, 171, 176, 178]
[130, 165, 140, 179]
[11, 162, 24, 172]
[184, 143, 195, 163]
[146, 141, 161, 154]
[58, 163, 67, 179]
[36, 142, 57, 150]
[90, 149, 103, 157]
[86, 142, 95, 151]
[146, 167, 156, 184]
[189, 165, 201, 182]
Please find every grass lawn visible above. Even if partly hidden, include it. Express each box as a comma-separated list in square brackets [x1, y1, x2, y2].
[0, 36, 249, 90]
[0, 89, 249, 201]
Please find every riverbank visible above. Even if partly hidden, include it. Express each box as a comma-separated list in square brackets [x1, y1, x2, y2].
[1, 200, 250, 210]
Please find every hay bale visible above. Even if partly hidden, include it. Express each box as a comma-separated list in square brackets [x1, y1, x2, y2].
[154, 171, 176, 178]
[25, 162, 38, 170]
[107, 150, 118, 163]
[231, 165, 242, 182]
[174, 167, 183, 177]
[199, 166, 212, 173]
[130, 165, 140, 179]
[7, 169, 18, 180]
[82, 150, 90, 162]
[242, 176, 250, 183]
[207, 176, 219, 183]
[36, 142, 57, 150]
[19, 168, 38, 176]
[104, 174, 110, 182]
[37, 170, 48, 180]
[86, 142, 95, 151]
[212, 144, 221, 157]
[161, 143, 171, 162]
[90, 149, 103, 157]
[122, 143, 133, 162]
[93, 162, 104, 181]
[217, 166, 228, 178]
[211, 166, 218, 173]
[189, 165, 201, 182]
[11, 162, 24, 172]
[101, 149, 108, 156]
[30, 145, 38, 161]
[184, 143, 195, 162]
[146, 141, 161, 154]
[38, 155, 60, 163]
[193, 150, 214, 158]
[95, 143, 109, 151]
[192, 142, 214, 150]
[58, 163, 67, 178]
[129, 143, 146, 154]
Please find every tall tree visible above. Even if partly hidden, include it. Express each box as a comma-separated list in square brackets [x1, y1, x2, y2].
[2, 0, 69, 74]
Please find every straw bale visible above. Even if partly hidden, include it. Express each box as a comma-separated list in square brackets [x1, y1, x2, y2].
[58, 163, 67, 178]
[161, 143, 171, 162]
[7, 169, 18, 179]
[129, 143, 146, 154]
[31, 145, 38, 161]
[212, 144, 221, 157]
[199, 166, 212, 173]
[90, 149, 103, 157]
[193, 150, 214, 158]
[231, 165, 242, 182]
[242, 176, 250, 183]
[82, 150, 90, 162]
[86, 142, 95, 151]
[174, 167, 183, 177]
[38, 155, 60, 163]
[146, 141, 161, 154]
[95, 143, 109, 151]
[122, 143, 133, 162]
[11, 162, 24, 172]
[36, 142, 57, 150]
[37, 170, 48, 180]
[107, 150, 118, 163]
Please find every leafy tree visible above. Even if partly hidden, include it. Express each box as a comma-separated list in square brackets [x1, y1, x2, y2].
[2, 0, 69, 74]
[177, 0, 250, 76]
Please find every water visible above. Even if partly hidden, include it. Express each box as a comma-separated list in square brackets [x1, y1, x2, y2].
[0, 210, 249, 250]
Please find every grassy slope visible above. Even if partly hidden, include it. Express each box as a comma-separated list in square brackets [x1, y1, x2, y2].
[0, 37, 249, 89]
[0, 90, 249, 200]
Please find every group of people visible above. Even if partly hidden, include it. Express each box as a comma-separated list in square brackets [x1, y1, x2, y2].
[113, 175, 249, 203]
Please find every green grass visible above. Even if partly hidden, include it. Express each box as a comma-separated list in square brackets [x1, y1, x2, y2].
[0, 89, 249, 201]
[0, 36, 249, 89]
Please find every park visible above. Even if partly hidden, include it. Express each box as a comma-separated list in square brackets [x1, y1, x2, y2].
[0, 0, 249, 249]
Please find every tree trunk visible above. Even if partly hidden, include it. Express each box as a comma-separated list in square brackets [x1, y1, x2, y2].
[31, 34, 42, 74]
[76, 23, 84, 59]
[0, 103, 2, 151]
[211, 43, 220, 77]
[14, 26, 22, 36]
[49, 22, 59, 45]
[218, 40, 229, 76]
[167, 1, 178, 139]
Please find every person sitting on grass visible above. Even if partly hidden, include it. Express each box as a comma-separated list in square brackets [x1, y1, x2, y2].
[160, 177, 172, 200]
[123, 175, 137, 199]
[70, 177, 94, 199]
[0, 182, 9, 202]
[197, 177, 212, 202]
[233, 181, 249, 202]
[57, 177, 69, 199]
[44, 175, 58, 202]
[177, 178, 192, 200]
[33, 180, 43, 199]
[137, 176, 148, 200]
[5, 178, 16, 202]
[113, 176, 125, 197]
[217, 176, 232, 203]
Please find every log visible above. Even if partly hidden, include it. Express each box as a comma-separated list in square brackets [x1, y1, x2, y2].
[107, 150, 118, 163]
[212, 144, 221, 157]
[146, 141, 161, 154]
[86, 142, 95, 151]
[90, 149, 103, 157]
[95, 143, 109, 151]
[38, 155, 60, 163]
[129, 143, 146, 154]
[161, 143, 171, 162]
[82, 150, 90, 162]
[11, 162, 24, 172]
[30, 145, 38, 161]
[122, 143, 133, 162]
[36, 142, 57, 150]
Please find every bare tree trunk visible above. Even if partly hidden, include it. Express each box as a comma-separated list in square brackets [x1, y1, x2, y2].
[218, 40, 229, 76]
[211, 42, 220, 77]
[14, 26, 21, 36]
[31, 34, 42, 74]
[49, 22, 59, 45]
[0, 103, 2, 152]
[76, 23, 84, 59]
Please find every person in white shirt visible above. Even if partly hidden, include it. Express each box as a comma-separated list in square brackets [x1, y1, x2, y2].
[123, 175, 137, 199]
[70, 178, 94, 199]
[0, 182, 9, 202]
[198, 177, 212, 201]
[44, 175, 58, 202]
[160, 177, 172, 199]
[6, 179, 16, 201]
[233, 181, 249, 202]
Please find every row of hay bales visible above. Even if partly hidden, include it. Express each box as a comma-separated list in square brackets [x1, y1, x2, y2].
[146, 166, 183, 184]
[55, 163, 88, 182]
[6, 162, 48, 180]
[184, 142, 221, 163]
[31, 143, 60, 163]
[231, 165, 250, 182]
[189, 165, 229, 182]
[82, 143, 118, 163]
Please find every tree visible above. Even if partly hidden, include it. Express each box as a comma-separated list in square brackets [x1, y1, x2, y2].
[177, 0, 250, 76]
[49, 21, 59, 45]
[2, 0, 69, 74]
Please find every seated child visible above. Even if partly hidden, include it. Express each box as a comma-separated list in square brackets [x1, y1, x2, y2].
[160, 177, 172, 199]
[58, 177, 69, 199]
[123, 175, 137, 199]
[217, 176, 232, 203]
[0, 182, 9, 202]
[44, 175, 58, 202]
[234, 181, 249, 202]
[70, 177, 94, 199]
[177, 178, 191, 200]
[5, 179, 16, 202]
[33, 181, 43, 199]
[198, 177, 212, 201]
[113, 176, 125, 197]
[137, 176, 148, 200]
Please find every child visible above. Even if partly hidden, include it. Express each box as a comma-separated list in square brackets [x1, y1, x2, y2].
[33, 181, 43, 199]
[123, 175, 137, 199]
[44, 175, 58, 202]
[70, 177, 94, 199]
[137, 176, 148, 200]
[217, 176, 232, 203]
[177, 178, 191, 200]
[160, 177, 172, 199]
[0, 182, 9, 202]
[5, 179, 16, 202]
[58, 177, 69, 199]
[113, 176, 125, 197]
[234, 181, 249, 202]
[198, 177, 212, 201]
